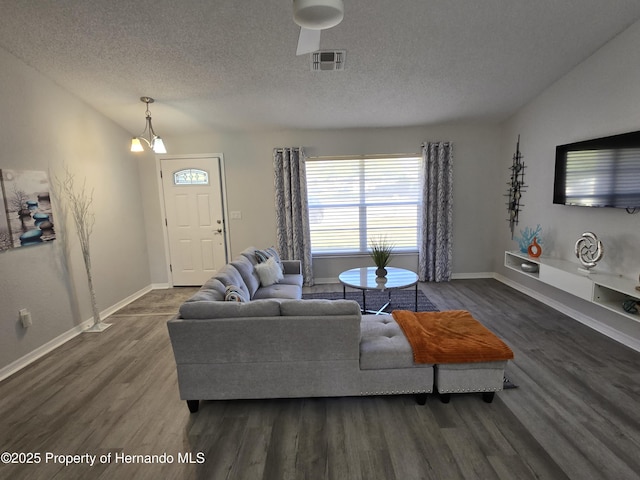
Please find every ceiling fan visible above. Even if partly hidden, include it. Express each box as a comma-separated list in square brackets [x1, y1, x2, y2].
[293, 0, 344, 55]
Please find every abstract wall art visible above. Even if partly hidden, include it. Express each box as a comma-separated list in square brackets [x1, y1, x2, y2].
[0, 169, 56, 252]
[505, 135, 527, 239]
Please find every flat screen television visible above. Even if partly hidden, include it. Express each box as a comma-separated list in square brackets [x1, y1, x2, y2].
[553, 130, 640, 209]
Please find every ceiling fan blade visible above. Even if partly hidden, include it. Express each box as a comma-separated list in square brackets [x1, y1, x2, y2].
[296, 27, 321, 55]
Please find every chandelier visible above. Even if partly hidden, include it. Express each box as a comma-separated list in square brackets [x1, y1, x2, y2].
[130, 96, 167, 154]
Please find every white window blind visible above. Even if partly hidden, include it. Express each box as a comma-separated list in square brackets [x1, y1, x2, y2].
[306, 156, 422, 255]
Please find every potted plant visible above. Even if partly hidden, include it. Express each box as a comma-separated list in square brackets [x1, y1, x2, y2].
[369, 236, 394, 277]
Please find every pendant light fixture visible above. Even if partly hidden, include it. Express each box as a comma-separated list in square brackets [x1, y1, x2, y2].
[130, 96, 167, 154]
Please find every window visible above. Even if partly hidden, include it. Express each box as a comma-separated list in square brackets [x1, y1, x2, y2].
[173, 169, 209, 185]
[306, 156, 422, 255]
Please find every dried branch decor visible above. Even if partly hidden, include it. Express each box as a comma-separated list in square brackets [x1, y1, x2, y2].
[55, 166, 110, 332]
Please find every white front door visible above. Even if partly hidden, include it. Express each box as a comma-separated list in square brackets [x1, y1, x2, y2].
[160, 156, 227, 286]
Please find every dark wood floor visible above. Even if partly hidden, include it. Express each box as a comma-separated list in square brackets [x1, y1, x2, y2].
[1, 279, 639, 480]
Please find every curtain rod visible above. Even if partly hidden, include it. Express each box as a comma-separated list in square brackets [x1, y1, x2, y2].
[305, 152, 421, 161]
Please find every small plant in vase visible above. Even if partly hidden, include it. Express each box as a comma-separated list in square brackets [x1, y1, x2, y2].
[369, 236, 394, 278]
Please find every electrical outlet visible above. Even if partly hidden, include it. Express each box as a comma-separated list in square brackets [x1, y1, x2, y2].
[19, 308, 32, 328]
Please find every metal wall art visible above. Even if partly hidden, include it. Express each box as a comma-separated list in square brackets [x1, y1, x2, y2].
[506, 135, 527, 239]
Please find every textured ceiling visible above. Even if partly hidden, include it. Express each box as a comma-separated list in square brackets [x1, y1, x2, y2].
[1, 0, 640, 135]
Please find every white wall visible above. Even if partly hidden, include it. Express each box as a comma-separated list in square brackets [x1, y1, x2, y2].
[496, 19, 640, 345]
[0, 47, 152, 374]
[141, 124, 502, 284]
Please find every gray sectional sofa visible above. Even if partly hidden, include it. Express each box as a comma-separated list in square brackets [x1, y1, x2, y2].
[167, 247, 508, 413]
[182, 246, 304, 303]
[167, 247, 435, 412]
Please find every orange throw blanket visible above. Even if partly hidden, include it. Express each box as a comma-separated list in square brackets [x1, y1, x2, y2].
[392, 310, 514, 364]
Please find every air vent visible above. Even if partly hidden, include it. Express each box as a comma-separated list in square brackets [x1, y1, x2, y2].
[311, 50, 346, 71]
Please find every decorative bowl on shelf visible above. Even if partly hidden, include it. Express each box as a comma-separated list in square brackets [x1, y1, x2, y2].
[521, 262, 539, 273]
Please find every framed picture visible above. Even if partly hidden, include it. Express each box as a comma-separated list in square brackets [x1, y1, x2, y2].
[0, 169, 55, 251]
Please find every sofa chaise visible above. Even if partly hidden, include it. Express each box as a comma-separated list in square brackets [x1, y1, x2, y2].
[168, 298, 435, 412]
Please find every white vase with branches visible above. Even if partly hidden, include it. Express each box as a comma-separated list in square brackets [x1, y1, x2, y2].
[55, 166, 110, 332]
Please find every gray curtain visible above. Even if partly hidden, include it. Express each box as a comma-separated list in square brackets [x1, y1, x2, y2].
[273, 147, 314, 286]
[418, 142, 453, 282]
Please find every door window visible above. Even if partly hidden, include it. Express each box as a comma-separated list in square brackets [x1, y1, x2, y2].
[173, 169, 209, 185]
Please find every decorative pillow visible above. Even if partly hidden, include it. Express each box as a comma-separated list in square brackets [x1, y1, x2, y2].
[265, 247, 282, 265]
[255, 247, 284, 272]
[224, 285, 247, 302]
[254, 256, 284, 287]
[254, 248, 270, 263]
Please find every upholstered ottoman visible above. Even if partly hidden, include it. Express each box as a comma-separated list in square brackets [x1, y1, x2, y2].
[359, 314, 434, 403]
[391, 309, 514, 404]
[435, 360, 507, 403]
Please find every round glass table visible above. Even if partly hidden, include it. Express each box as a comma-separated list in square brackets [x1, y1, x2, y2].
[338, 266, 419, 314]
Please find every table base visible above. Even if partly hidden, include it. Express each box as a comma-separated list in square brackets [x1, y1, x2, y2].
[343, 284, 418, 314]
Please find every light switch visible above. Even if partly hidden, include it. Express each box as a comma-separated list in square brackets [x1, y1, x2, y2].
[230, 211, 242, 220]
[19, 308, 32, 328]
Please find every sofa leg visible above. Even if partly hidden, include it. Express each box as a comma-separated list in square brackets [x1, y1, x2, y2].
[439, 393, 451, 404]
[187, 400, 200, 413]
[415, 393, 427, 405]
[482, 392, 495, 403]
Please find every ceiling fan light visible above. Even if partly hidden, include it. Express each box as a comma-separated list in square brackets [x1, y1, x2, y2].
[130, 137, 144, 152]
[293, 0, 344, 30]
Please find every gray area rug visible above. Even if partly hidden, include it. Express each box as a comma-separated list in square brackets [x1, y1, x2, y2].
[302, 289, 439, 313]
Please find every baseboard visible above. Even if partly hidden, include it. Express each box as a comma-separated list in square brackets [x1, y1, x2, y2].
[313, 277, 340, 285]
[451, 272, 494, 279]
[0, 318, 94, 382]
[99, 284, 153, 320]
[495, 273, 640, 353]
[0, 284, 156, 383]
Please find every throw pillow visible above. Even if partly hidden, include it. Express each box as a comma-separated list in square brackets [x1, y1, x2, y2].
[254, 256, 284, 287]
[254, 248, 270, 263]
[224, 285, 247, 302]
[265, 247, 282, 266]
[255, 247, 285, 272]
